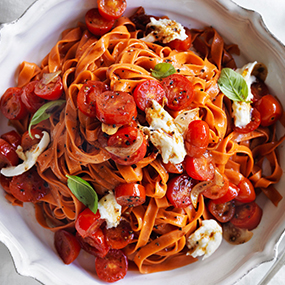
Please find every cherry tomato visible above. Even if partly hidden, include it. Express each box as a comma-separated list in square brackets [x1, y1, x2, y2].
[167, 28, 192, 51]
[54, 230, 81, 264]
[234, 108, 261, 133]
[0, 87, 28, 120]
[0, 174, 12, 192]
[21, 129, 43, 151]
[161, 74, 194, 111]
[104, 220, 134, 249]
[0, 138, 19, 167]
[85, 8, 115, 36]
[203, 173, 229, 200]
[235, 178, 256, 203]
[34, 75, 63, 100]
[185, 120, 209, 157]
[162, 161, 184, 174]
[254, 94, 282, 127]
[21, 81, 45, 113]
[75, 208, 103, 238]
[208, 200, 235, 223]
[97, 0, 127, 20]
[95, 249, 128, 283]
[133, 79, 165, 111]
[251, 79, 269, 102]
[9, 167, 49, 202]
[212, 182, 239, 204]
[1, 130, 21, 150]
[107, 126, 147, 166]
[76, 228, 110, 258]
[184, 153, 215, 181]
[230, 202, 263, 230]
[96, 91, 137, 125]
[166, 174, 194, 208]
[77, 80, 109, 118]
[115, 183, 146, 207]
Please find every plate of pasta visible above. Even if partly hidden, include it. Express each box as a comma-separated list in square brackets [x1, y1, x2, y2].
[1, 0, 285, 284]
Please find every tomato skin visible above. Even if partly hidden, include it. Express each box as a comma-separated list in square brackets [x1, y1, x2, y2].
[166, 174, 194, 208]
[185, 120, 209, 157]
[251, 79, 269, 102]
[234, 108, 261, 133]
[1, 130, 21, 150]
[162, 161, 184, 174]
[104, 220, 134, 249]
[184, 153, 215, 181]
[203, 173, 229, 200]
[96, 91, 137, 125]
[85, 8, 115, 36]
[212, 182, 239, 204]
[54, 230, 81, 264]
[115, 183, 146, 207]
[77, 81, 109, 118]
[133, 79, 165, 111]
[9, 168, 49, 202]
[21, 81, 45, 113]
[0, 138, 19, 167]
[0, 87, 28, 120]
[230, 202, 262, 230]
[254, 94, 282, 127]
[0, 174, 12, 192]
[97, 0, 127, 20]
[21, 129, 43, 151]
[235, 178, 256, 203]
[161, 74, 194, 111]
[75, 208, 103, 238]
[95, 249, 128, 283]
[167, 29, 191, 51]
[34, 76, 63, 100]
[208, 200, 235, 223]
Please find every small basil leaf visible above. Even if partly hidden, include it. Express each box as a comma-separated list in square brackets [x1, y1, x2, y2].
[28, 100, 65, 138]
[66, 175, 98, 214]
[218, 68, 249, 102]
[151, 62, 176, 79]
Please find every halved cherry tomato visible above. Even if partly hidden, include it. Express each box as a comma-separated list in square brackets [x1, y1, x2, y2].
[251, 79, 269, 102]
[21, 129, 43, 151]
[77, 80, 109, 118]
[235, 178, 256, 203]
[133, 79, 165, 111]
[96, 91, 137, 125]
[115, 183, 146, 207]
[234, 107, 261, 133]
[0, 138, 19, 167]
[202, 173, 229, 200]
[75, 208, 103, 238]
[0, 87, 28, 120]
[162, 161, 184, 174]
[167, 28, 192, 51]
[161, 74, 194, 111]
[230, 202, 262, 230]
[9, 167, 49, 202]
[208, 200, 235, 223]
[54, 230, 81, 264]
[34, 75, 63, 100]
[185, 120, 209, 157]
[184, 153, 215, 181]
[85, 8, 115, 36]
[1, 130, 21, 150]
[104, 220, 134, 249]
[166, 174, 194, 208]
[0, 174, 12, 192]
[76, 228, 110, 258]
[95, 249, 128, 283]
[21, 81, 45, 113]
[107, 126, 147, 166]
[254, 94, 282, 127]
[212, 182, 239, 204]
[97, 0, 127, 21]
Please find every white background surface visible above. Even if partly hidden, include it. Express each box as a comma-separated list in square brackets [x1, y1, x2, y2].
[0, 0, 285, 284]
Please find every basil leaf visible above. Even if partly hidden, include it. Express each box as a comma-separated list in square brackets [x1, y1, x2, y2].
[66, 175, 98, 214]
[28, 100, 65, 138]
[218, 68, 249, 102]
[151, 62, 176, 79]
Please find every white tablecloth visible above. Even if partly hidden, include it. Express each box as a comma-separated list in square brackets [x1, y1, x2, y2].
[0, 0, 285, 284]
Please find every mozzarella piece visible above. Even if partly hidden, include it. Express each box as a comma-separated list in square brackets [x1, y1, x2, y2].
[186, 219, 222, 260]
[141, 17, 187, 44]
[0, 131, 50, 177]
[98, 192, 121, 229]
[144, 100, 186, 164]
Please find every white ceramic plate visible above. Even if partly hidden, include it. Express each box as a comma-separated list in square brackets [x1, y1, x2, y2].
[1, 0, 285, 284]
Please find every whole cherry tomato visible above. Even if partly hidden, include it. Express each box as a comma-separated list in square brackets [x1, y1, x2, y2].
[202, 173, 229, 200]
[0, 138, 19, 167]
[97, 0, 127, 20]
[1, 130, 21, 150]
[235, 178, 256, 203]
